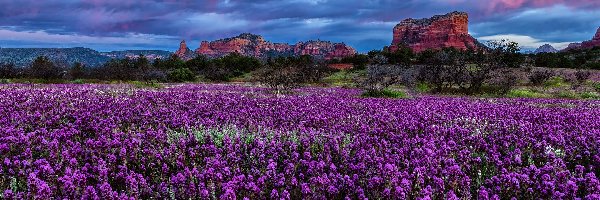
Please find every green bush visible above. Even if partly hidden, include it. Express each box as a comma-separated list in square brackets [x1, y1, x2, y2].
[0, 79, 10, 84]
[507, 89, 548, 98]
[556, 91, 578, 99]
[71, 79, 85, 84]
[594, 82, 600, 93]
[544, 76, 569, 88]
[361, 89, 408, 98]
[168, 68, 196, 82]
[415, 82, 431, 93]
[580, 92, 600, 99]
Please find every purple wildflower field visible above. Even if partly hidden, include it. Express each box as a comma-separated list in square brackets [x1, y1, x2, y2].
[0, 84, 599, 199]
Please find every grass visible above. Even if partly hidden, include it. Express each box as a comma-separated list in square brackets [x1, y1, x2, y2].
[415, 82, 431, 93]
[507, 89, 549, 98]
[555, 91, 579, 99]
[544, 76, 569, 88]
[128, 81, 164, 89]
[361, 89, 409, 99]
[324, 70, 364, 87]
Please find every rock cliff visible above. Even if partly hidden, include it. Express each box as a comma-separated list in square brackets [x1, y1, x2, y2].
[390, 11, 479, 53]
[174, 40, 196, 60]
[194, 33, 355, 59]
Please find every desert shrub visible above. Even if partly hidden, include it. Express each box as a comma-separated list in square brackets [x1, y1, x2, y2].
[556, 91, 579, 99]
[580, 92, 600, 99]
[544, 76, 569, 88]
[528, 69, 554, 86]
[415, 82, 431, 93]
[361, 89, 408, 98]
[593, 82, 600, 93]
[168, 68, 196, 82]
[71, 79, 85, 84]
[492, 69, 519, 95]
[417, 40, 522, 94]
[574, 70, 592, 85]
[582, 62, 600, 70]
[0, 79, 10, 84]
[202, 65, 235, 82]
[367, 50, 388, 64]
[361, 65, 415, 94]
[338, 54, 369, 70]
[143, 70, 167, 83]
[256, 55, 331, 92]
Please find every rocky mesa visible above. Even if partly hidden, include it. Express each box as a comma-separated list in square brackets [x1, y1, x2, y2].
[390, 11, 479, 53]
[193, 33, 356, 60]
[562, 27, 600, 51]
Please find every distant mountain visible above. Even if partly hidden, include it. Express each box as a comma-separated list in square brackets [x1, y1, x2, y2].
[191, 33, 356, 60]
[0, 47, 173, 67]
[534, 44, 558, 54]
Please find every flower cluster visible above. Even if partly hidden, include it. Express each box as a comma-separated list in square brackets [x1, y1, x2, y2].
[0, 84, 598, 199]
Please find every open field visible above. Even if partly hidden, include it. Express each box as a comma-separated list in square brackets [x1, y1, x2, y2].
[0, 84, 599, 199]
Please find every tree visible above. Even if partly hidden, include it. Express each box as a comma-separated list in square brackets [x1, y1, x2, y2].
[186, 55, 211, 73]
[256, 55, 329, 92]
[27, 56, 64, 79]
[168, 68, 196, 82]
[0, 63, 19, 79]
[69, 62, 87, 80]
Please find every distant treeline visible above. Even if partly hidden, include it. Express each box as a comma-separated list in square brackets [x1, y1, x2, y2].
[530, 47, 600, 70]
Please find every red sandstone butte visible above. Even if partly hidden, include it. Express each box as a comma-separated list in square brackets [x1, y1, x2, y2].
[562, 27, 600, 51]
[174, 40, 195, 60]
[390, 11, 479, 53]
[580, 27, 600, 49]
[195, 33, 356, 59]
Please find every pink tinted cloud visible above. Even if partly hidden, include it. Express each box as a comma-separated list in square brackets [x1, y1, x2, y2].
[483, 0, 600, 14]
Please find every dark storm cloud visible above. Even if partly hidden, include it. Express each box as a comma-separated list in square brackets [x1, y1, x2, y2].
[0, 0, 599, 52]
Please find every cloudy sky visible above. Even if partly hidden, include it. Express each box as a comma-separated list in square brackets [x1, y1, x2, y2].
[0, 0, 599, 52]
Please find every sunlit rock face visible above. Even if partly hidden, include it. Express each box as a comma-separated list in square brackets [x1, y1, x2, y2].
[195, 33, 356, 59]
[174, 40, 196, 60]
[390, 11, 479, 53]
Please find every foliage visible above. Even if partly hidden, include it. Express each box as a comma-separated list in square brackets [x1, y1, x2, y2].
[574, 70, 592, 85]
[361, 89, 408, 98]
[185, 55, 211, 73]
[506, 89, 548, 98]
[544, 76, 569, 88]
[528, 69, 554, 86]
[580, 92, 600, 99]
[26, 56, 65, 79]
[256, 55, 330, 91]
[417, 40, 524, 94]
[334, 54, 369, 70]
[0, 63, 20, 79]
[361, 65, 416, 93]
[68, 62, 87, 80]
[168, 68, 196, 82]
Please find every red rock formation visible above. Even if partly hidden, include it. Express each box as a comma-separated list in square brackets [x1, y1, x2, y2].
[194, 33, 355, 59]
[390, 11, 479, 53]
[174, 40, 195, 60]
[580, 27, 600, 49]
